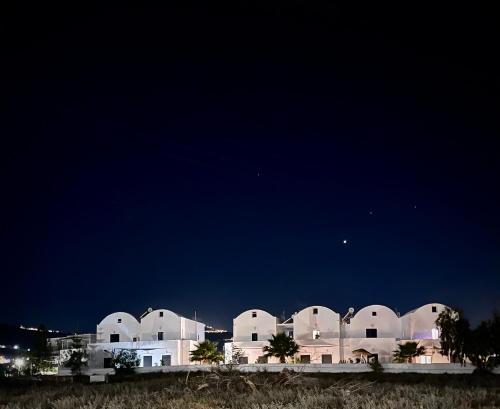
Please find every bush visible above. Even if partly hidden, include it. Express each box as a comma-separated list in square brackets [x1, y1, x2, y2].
[111, 350, 140, 372]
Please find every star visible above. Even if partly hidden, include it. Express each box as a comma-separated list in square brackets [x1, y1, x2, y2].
[343, 239, 348, 244]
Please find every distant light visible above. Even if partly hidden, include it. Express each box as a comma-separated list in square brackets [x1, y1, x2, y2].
[343, 239, 347, 244]
[13, 345, 19, 350]
[27, 348, 30, 352]
[14, 358, 25, 368]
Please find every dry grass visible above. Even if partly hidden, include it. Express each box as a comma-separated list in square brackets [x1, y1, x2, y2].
[1, 371, 499, 408]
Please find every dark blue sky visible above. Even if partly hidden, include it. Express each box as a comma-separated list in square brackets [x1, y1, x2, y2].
[1, 3, 499, 331]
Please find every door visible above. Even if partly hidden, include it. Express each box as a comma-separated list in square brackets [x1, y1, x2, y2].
[162, 355, 171, 366]
[103, 357, 112, 368]
[321, 354, 332, 364]
[300, 355, 310, 364]
[143, 356, 152, 367]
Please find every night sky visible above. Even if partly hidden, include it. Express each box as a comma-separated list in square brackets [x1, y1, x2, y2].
[1, 3, 499, 332]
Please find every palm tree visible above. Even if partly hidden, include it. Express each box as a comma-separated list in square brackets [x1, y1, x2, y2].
[263, 333, 299, 363]
[393, 342, 426, 363]
[190, 341, 223, 364]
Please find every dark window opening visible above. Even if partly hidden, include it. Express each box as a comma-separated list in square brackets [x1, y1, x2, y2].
[159, 311, 164, 317]
[252, 312, 257, 318]
[366, 328, 378, 338]
[158, 331, 164, 341]
[103, 357, 112, 368]
[251, 333, 258, 341]
[313, 308, 318, 315]
[110, 334, 120, 343]
[300, 355, 311, 364]
[372, 311, 377, 316]
[133, 337, 137, 342]
[288, 331, 294, 338]
[432, 306, 437, 313]
[322, 354, 332, 364]
[117, 318, 122, 323]
[143, 356, 152, 367]
[161, 355, 171, 366]
[239, 356, 248, 364]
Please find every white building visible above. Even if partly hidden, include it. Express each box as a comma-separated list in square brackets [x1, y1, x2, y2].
[228, 309, 279, 364]
[49, 333, 96, 367]
[342, 304, 401, 363]
[88, 308, 205, 368]
[292, 306, 341, 364]
[225, 303, 451, 365]
[400, 303, 449, 364]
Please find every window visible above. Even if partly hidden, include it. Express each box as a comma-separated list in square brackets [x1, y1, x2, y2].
[322, 354, 332, 364]
[313, 308, 318, 315]
[300, 355, 311, 364]
[103, 357, 112, 368]
[117, 318, 122, 323]
[288, 331, 294, 338]
[432, 306, 437, 313]
[133, 337, 137, 342]
[251, 333, 258, 341]
[372, 311, 377, 316]
[431, 328, 439, 340]
[143, 356, 152, 367]
[313, 330, 320, 339]
[110, 334, 120, 343]
[258, 355, 268, 363]
[159, 311, 164, 317]
[420, 356, 432, 364]
[252, 311, 257, 318]
[366, 328, 378, 338]
[158, 331, 164, 341]
[161, 355, 171, 366]
[239, 356, 248, 364]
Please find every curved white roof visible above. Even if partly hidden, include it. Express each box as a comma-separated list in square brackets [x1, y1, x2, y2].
[98, 311, 140, 326]
[234, 308, 276, 320]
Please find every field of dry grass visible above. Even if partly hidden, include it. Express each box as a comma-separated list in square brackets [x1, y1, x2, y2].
[1, 371, 500, 408]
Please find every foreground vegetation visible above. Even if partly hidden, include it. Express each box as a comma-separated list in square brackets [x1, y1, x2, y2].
[1, 371, 500, 409]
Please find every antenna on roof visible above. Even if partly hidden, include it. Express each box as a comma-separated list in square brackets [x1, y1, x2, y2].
[342, 307, 355, 324]
[194, 309, 197, 322]
[140, 307, 154, 319]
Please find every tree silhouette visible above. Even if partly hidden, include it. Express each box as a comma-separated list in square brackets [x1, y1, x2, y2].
[393, 342, 426, 363]
[263, 333, 299, 363]
[190, 341, 223, 364]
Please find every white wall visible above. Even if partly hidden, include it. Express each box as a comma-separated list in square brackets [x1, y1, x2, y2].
[342, 305, 401, 363]
[181, 317, 205, 341]
[140, 309, 181, 341]
[401, 303, 445, 340]
[61, 363, 494, 376]
[346, 305, 400, 338]
[93, 308, 206, 368]
[342, 337, 398, 363]
[233, 309, 277, 342]
[293, 306, 341, 341]
[96, 312, 140, 343]
[88, 339, 201, 367]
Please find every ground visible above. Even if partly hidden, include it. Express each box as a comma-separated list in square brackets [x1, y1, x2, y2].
[1, 371, 500, 408]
